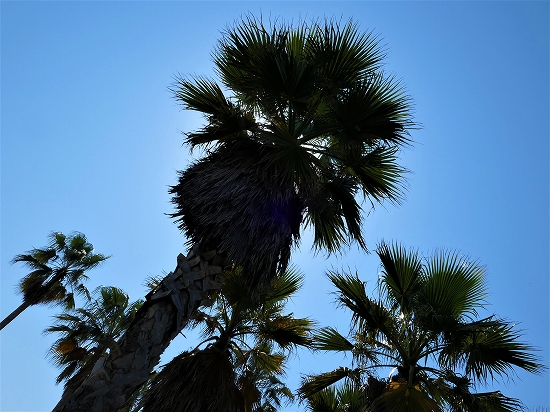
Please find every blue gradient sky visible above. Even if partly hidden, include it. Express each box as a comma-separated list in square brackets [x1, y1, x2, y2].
[1, 2, 548, 411]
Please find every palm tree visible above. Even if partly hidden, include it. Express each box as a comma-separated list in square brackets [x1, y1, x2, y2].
[45, 286, 143, 395]
[299, 242, 544, 411]
[1, 232, 108, 331]
[139, 266, 314, 412]
[169, 16, 414, 292]
[55, 17, 415, 411]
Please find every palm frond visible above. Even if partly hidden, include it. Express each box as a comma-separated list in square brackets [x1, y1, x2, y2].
[327, 271, 395, 340]
[421, 250, 487, 322]
[300, 367, 360, 399]
[374, 383, 442, 412]
[314, 327, 354, 352]
[460, 321, 544, 382]
[257, 314, 314, 350]
[376, 242, 423, 314]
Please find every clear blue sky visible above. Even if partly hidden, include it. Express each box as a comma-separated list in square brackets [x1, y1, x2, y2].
[1, 1, 548, 411]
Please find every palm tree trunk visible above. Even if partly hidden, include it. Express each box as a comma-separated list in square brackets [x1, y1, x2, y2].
[0, 300, 33, 330]
[1, 268, 68, 331]
[52, 245, 229, 412]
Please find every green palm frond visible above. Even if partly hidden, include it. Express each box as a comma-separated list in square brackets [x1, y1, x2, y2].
[327, 271, 395, 340]
[458, 321, 543, 381]
[300, 368, 360, 399]
[376, 242, 423, 314]
[262, 265, 303, 304]
[323, 75, 413, 147]
[305, 173, 365, 253]
[307, 19, 385, 85]
[420, 250, 486, 322]
[467, 391, 524, 412]
[374, 383, 442, 412]
[257, 314, 313, 350]
[256, 374, 294, 412]
[305, 381, 366, 412]
[238, 342, 286, 376]
[345, 146, 407, 206]
[314, 327, 354, 353]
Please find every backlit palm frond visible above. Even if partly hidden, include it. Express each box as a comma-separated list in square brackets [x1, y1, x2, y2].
[467, 391, 524, 412]
[305, 385, 339, 411]
[459, 321, 544, 382]
[307, 19, 385, 86]
[173, 76, 257, 150]
[420, 251, 487, 324]
[313, 327, 354, 353]
[376, 242, 423, 314]
[261, 265, 303, 304]
[300, 367, 361, 400]
[256, 314, 313, 350]
[304, 174, 365, 253]
[374, 383, 442, 412]
[327, 271, 395, 341]
[324, 75, 413, 147]
[255, 374, 294, 412]
[344, 146, 407, 206]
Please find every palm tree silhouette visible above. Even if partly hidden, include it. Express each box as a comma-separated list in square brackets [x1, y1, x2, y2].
[300, 242, 544, 411]
[1, 232, 108, 331]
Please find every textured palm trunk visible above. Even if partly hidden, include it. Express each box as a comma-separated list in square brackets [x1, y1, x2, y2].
[1, 268, 68, 331]
[0, 300, 32, 330]
[52, 245, 230, 412]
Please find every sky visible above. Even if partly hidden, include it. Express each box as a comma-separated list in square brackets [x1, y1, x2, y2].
[1, 1, 548, 411]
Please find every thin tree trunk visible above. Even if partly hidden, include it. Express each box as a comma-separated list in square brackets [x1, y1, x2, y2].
[1, 268, 68, 331]
[0, 300, 32, 330]
[52, 245, 230, 412]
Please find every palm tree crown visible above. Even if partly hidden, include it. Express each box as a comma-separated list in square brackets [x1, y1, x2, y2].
[300, 242, 544, 411]
[170, 17, 416, 291]
[140, 266, 315, 412]
[1, 232, 108, 330]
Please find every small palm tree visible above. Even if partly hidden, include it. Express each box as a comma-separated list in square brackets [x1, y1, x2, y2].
[1, 232, 108, 330]
[299, 242, 544, 411]
[45, 286, 143, 390]
[139, 266, 314, 412]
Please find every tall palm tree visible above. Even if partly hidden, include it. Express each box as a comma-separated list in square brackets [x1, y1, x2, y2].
[299, 242, 544, 411]
[45, 286, 143, 393]
[1, 232, 108, 331]
[55, 17, 415, 411]
[170, 16, 414, 292]
[139, 266, 314, 412]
